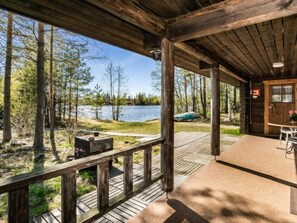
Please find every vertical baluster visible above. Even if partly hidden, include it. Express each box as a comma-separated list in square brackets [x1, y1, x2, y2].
[62, 171, 76, 223]
[124, 154, 133, 194]
[8, 186, 29, 223]
[97, 161, 109, 211]
[144, 147, 152, 183]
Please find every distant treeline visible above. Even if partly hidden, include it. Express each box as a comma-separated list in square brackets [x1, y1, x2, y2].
[83, 92, 160, 106]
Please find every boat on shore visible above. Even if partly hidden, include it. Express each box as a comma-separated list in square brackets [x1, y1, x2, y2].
[174, 112, 198, 122]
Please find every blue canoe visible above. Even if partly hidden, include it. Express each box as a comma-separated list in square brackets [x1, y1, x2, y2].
[174, 112, 199, 121]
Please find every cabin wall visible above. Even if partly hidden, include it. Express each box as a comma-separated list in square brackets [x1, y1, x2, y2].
[249, 82, 265, 135]
[240, 81, 265, 135]
[240, 82, 250, 134]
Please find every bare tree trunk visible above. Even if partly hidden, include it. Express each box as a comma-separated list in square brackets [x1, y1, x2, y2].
[227, 85, 232, 120]
[33, 22, 45, 151]
[2, 13, 13, 143]
[183, 75, 188, 112]
[116, 70, 121, 121]
[233, 86, 237, 108]
[58, 95, 62, 120]
[62, 76, 67, 121]
[68, 81, 72, 121]
[224, 83, 228, 113]
[49, 26, 57, 153]
[190, 75, 197, 112]
[75, 81, 79, 123]
[200, 76, 207, 119]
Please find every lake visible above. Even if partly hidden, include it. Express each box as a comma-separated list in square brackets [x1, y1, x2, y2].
[78, 105, 161, 122]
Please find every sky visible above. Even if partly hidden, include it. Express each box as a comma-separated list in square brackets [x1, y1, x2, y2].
[86, 40, 158, 96]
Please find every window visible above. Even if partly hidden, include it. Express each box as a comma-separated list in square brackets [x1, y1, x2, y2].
[271, 85, 293, 102]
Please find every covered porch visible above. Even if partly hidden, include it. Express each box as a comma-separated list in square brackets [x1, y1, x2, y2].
[129, 135, 297, 223]
[0, 0, 297, 222]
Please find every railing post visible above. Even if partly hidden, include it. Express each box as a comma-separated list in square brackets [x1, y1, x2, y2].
[161, 37, 174, 192]
[144, 147, 152, 183]
[61, 171, 77, 223]
[8, 186, 29, 223]
[97, 161, 109, 211]
[124, 154, 133, 194]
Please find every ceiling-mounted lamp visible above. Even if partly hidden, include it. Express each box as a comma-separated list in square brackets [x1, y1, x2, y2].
[150, 49, 161, 61]
[272, 61, 284, 68]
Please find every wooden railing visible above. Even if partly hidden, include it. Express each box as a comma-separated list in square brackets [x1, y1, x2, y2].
[0, 138, 164, 223]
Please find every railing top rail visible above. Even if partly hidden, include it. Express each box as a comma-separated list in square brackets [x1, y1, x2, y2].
[0, 137, 164, 194]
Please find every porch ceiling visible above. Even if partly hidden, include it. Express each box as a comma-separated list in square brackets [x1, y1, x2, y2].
[0, 0, 297, 85]
[189, 15, 297, 80]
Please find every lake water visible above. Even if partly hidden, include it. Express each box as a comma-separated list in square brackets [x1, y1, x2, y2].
[78, 105, 161, 122]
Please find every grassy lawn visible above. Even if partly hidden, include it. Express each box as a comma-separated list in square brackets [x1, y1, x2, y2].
[78, 118, 240, 135]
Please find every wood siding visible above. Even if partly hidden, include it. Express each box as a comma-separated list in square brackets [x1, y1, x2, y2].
[250, 82, 265, 135]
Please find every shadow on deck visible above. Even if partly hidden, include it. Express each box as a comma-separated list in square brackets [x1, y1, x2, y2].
[33, 132, 240, 223]
[128, 135, 297, 223]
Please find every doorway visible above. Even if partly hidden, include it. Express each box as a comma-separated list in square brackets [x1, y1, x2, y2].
[264, 79, 297, 135]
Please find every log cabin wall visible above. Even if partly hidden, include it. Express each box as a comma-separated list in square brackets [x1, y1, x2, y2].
[240, 82, 249, 134]
[240, 81, 265, 136]
[249, 82, 265, 135]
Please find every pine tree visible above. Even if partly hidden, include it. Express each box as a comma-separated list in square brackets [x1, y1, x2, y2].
[2, 12, 13, 143]
[33, 22, 45, 151]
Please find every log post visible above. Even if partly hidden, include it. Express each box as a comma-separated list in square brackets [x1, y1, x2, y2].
[123, 154, 133, 194]
[144, 147, 152, 183]
[161, 37, 174, 192]
[97, 161, 109, 211]
[8, 186, 29, 223]
[210, 65, 220, 156]
[61, 171, 77, 223]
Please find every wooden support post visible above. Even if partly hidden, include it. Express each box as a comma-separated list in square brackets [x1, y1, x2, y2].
[8, 186, 29, 223]
[97, 161, 109, 211]
[210, 65, 220, 156]
[124, 154, 133, 194]
[161, 37, 174, 192]
[290, 187, 297, 215]
[61, 171, 76, 223]
[144, 147, 152, 183]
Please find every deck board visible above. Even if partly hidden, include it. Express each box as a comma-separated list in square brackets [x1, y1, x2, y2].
[34, 132, 239, 223]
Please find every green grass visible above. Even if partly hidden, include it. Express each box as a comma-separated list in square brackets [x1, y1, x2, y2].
[29, 178, 61, 217]
[79, 119, 240, 136]
[0, 194, 7, 219]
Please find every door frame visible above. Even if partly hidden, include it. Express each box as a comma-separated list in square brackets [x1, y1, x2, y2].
[263, 78, 297, 135]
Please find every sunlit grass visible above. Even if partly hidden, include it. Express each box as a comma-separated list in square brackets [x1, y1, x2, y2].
[78, 118, 240, 135]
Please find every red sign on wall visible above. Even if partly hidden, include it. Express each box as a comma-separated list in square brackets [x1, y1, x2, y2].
[252, 88, 261, 97]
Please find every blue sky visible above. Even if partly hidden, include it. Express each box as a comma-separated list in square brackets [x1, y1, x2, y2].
[86, 40, 157, 96]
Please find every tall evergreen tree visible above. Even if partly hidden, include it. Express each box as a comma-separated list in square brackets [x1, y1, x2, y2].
[49, 26, 57, 153]
[2, 12, 13, 143]
[33, 22, 45, 150]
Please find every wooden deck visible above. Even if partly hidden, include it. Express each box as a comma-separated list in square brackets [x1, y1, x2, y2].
[33, 132, 240, 223]
[128, 135, 297, 223]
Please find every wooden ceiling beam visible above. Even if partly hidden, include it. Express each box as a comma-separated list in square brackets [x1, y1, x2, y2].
[85, 0, 166, 36]
[167, 0, 297, 42]
[176, 43, 248, 83]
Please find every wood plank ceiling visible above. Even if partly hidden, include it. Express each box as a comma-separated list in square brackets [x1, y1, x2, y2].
[189, 15, 297, 80]
[0, 0, 297, 85]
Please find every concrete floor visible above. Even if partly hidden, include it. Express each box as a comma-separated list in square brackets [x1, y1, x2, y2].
[128, 135, 297, 223]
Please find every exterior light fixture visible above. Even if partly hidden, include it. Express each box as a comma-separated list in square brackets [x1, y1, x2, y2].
[272, 62, 284, 68]
[150, 49, 161, 61]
